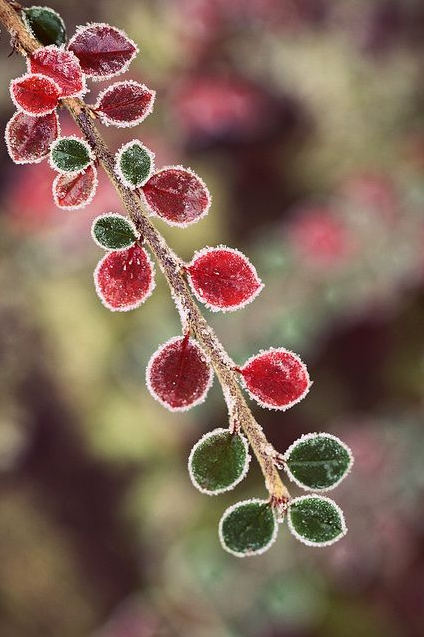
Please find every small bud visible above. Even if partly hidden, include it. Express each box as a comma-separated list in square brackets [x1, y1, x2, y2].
[5, 110, 59, 165]
[53, 164, 98, 210]
[287, 495, 347, 547]
[94, 244, 155, 311]
[219, 499, 278, 557]
[238, 347, 311, 411]
[115, 140, 154, 190]
[142, 166, 211, 227]
[95, 81, 155, 128]
[68, 23, 138, 81]
[28, 45, 86, 98]
[91, 213, 137, 250]
[146, 335, 213, 412]
[187, 246, 263, 312]
[188, 428, 250, 495]
[49, 136, 95, 174]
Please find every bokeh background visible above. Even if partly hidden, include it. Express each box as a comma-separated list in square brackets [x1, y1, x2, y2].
[1, 1, 424, 635]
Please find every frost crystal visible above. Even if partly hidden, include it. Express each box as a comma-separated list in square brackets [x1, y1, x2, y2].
[146, 335, 213, 412]
[28, 45, 86, 98]
[239, 347, 311, 411]
[95, 81, 155, 128]
[68, 23, 138, 81]
[53, 164, 98, 210]
[187, 245, 264, 312]
[10, 73, 60, 116]
[94, 244, 155, 311]
[5, 110, 59, 164]
[142, 166, 211, 227]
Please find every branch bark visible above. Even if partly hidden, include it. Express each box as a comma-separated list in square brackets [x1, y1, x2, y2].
[0, 0, 290, 504]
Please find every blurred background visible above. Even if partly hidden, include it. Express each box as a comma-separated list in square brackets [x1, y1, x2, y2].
[1, 0, 424, 635]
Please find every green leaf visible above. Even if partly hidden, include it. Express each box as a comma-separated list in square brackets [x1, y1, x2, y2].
[23, 6, 66, 46]
[50, 137, 94, 174]
[188, 428, 250, 495]
[284, 433, 353, 491]
[287, 495, 347, 547]
[115, 140, 154, 189]
[219, 499, 278, 557]
[92, 213, 137, 251]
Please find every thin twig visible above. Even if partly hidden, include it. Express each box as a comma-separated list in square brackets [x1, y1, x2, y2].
[0, 0, 290, 504]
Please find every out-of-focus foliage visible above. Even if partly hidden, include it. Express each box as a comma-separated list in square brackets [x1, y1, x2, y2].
[1, 0, 424, 635]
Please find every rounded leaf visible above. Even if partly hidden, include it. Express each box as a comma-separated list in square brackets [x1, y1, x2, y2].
[10, 73, 60, 116]
[53, 164, 98, 210]
[287, 495, 347, 547]
[284, 433, 353, 491]
[28, 45, 86, 98]
[239, 347, 311, 411]
[142, 166, 211, 227]
[91, 213, 137, 250]
[219, 499, 278, 557]
[146, 335, 213, 412]
[187, 246, 264, 312]
[68, 23, 138, 80]
[94, 244, 155, 312]
[115, 140, 154, 189]
[95, 81, 155, 128]
[49, 136, 94, 174]
[5, 110, 59, 164]
[23, 6, 66, 46]
[188, 428, 250, 495]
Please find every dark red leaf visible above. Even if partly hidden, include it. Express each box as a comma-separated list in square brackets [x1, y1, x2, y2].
[53, 165, 98, 210]
[187, 246, 263, 311]
[94, 244, 155, 311]
[10, 73, 60, 116]
[142, 166, 211, 226]
[5, 110, 59, 164]
[239, 348, 311, 410]
[95, 80, 155, 127]
[28, 45, 86, 98]
[146, 334, 213, 411]
[68, 23, 138, 80]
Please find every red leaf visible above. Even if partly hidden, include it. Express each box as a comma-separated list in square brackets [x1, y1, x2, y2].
[142, 166, 211, 226]
[68, 23, 138, 80]
[10, 73, 60, 116]
[238, 348, 311, 411]
[28, 45, 86, 98]
[187, 246, 263, 311]
[5, 110, 59, 164]
[94, 244, 155, 311]
[146, 335, 213, 411]
[53, 165, 98, 210]
[95, 80, 155, 127]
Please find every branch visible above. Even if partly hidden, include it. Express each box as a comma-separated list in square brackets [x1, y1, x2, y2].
[0, 0, 290, 504]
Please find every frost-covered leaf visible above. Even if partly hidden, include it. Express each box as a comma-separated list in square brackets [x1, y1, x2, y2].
[188, 428, 250, 495]
[49, 136, 94, 174]
[23, 6, 66, 46]
[68, 23, 138, 80]
[287, 495, 347, 547]
[28, 45, 86, 98]
[284, 433, 353, 491]
[5, 110, 59, 164]
[10, 73, 60, 116]
[219, 499, 278, 557]
[187, 246, 263, 312]
[95, 81, 155, 128]
[53, 164, 98, 210]
[142, 166, 211, 226]
[238, 347, 311, 411]
[146, 335, 213, 412]
[115, 140, 154, 189]
[91, 213, 137, 250]
[94, 244, 155, 311]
